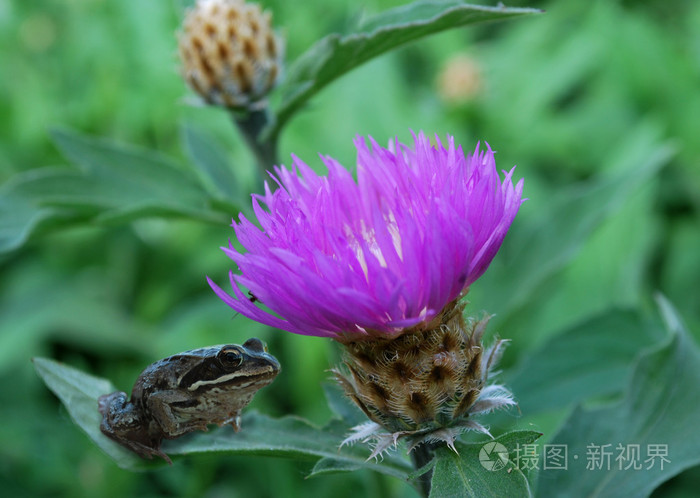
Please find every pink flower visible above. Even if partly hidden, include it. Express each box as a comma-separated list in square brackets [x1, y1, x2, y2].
[208, 132, 524, 340]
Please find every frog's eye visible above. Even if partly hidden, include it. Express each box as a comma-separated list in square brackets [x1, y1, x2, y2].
[219, 348, 243, 368]
[243, 337, 265, 353]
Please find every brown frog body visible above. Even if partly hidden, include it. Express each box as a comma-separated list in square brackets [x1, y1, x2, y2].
[98, 338, 280, 463]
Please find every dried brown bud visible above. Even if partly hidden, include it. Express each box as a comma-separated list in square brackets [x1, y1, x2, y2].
[178, 0, 283, 109]
[334, 301, 514, 457]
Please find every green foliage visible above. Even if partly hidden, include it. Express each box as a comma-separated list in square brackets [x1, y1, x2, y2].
[474, 123, 674, 319]
[0, 129, 237, 253]
[0, 1, 538, 256]
[33, 358, 139, 469]
[537, 298, 700, 497]
[430, 431, 541, 497]
[182, 124, 242, 208]
[507, 309, 663, 415]
[270, 1, 540, 135]
[3, 0, 700, 496]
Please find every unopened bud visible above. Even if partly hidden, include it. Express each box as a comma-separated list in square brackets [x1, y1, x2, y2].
[178, 0, 283, 109]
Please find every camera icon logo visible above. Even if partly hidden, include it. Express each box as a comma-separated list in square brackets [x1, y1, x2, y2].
[479, 442, 509, 471]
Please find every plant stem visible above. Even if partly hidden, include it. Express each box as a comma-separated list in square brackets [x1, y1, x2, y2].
[232, 107, 279, 180]
[411, 442, 437, 497]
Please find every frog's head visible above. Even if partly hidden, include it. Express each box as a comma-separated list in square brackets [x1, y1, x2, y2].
[179, 338, 280, 392]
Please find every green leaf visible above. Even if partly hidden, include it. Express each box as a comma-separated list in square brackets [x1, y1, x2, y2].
[537, 297, 700, 497]
[0, 186, 52, 253]
[270, 1, 541, 136]
[32, 357, 144, 470]
[17, 129, 225, 223]
[50, 129, 218, 221]
[182, 124, 241, 204]
[322, 381, 367, 426]
[430, 431, 541, 497]
[168, 415, 412, 480]
[309, 456, 363, 477]
[0, 169, 101, 253]
[507, 309, 663, 414]
[33, 357, 412, 477]
[0, 129, 233, 254]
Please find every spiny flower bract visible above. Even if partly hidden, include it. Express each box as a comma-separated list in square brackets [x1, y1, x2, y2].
[335, 308, 516, 459]
[208, 131, 524, 341]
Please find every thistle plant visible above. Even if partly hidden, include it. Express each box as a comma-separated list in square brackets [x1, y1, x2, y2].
[179, 0, 284, 173]
[208, 132, 524, 477]
[29, 2, 697, 497]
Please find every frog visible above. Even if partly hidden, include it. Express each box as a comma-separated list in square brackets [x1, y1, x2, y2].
[98, 337, 280, 463]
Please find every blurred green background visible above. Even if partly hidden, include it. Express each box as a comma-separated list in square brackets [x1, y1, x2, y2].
[1, 0, 699, 496]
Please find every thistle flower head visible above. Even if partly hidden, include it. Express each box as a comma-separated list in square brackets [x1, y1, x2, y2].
[209, 131, 524, 455]
[208, 132, 524, 341]
[178, 0, 283, 109]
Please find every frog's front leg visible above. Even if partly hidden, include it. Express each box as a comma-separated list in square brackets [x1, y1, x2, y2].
[145, 390, 210, 437]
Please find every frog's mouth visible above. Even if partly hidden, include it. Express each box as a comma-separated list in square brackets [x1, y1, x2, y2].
[181, 353, 280, 392]
[186, 367, 278, 391]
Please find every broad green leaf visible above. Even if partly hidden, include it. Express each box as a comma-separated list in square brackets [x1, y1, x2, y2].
[309, 456, 363, 477]
[270, 1, 541, 136]
[182, 124, 241, 205]
[0, 169, 95, 253]
[430, 430, 541, 497]
[0, 130, 233, 254]
[475, 124, 675, 318]
[0, 186, 52, 253]
[537, 297, 700, 497]
[32, 357, 143, 470]
[507, 309, 663, 414]
[50, 129, 220, 221]
[167, 415, 412, 480]
[661, 220, 700, 335]
[33, 357, 412, 478]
